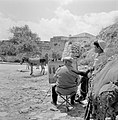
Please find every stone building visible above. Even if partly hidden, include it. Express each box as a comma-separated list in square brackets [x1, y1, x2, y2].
[69, 33, 95, 42]
[40, 33, 95, 60]
[39, 36, 68, 60]
[40, 41, 51, 58]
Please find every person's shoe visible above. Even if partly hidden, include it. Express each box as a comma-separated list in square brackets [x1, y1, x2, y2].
[51, 101, 57, 106]
[75, 98, 80, 102]
[71, 101, 75, 105]
[79, 101, 85, 105]
[75, 99, 85, 105]
[75, 98, 81, 102]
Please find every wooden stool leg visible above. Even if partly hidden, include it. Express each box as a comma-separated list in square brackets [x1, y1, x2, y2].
[66, 96, 69, 112]
[56, 91, 75, 112]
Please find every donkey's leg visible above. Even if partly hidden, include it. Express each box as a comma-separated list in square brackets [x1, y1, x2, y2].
[30, 66, 33, 75]
[42, 68, 45, 75]
[26, 63, 29, 70]
[42, 65, 45, 75]
[40, 65, 45, 75]
[40, 65, 42, 74]
[27, 64, 30, 69]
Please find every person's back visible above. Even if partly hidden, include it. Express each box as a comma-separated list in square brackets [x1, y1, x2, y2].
[56, 65, 78, 89]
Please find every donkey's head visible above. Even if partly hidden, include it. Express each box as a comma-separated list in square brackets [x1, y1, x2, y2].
[20, 57, 29, 65]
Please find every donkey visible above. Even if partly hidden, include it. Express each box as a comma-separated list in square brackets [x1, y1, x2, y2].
[20, 57, 46, 75]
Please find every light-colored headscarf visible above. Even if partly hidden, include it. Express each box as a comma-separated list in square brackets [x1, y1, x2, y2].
[97, 40, 106, 51]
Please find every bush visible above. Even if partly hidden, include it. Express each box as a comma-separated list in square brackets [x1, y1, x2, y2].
[4, 56, 21, 63]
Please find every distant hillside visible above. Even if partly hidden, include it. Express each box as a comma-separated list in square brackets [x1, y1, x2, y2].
[72, 32, 95, 38]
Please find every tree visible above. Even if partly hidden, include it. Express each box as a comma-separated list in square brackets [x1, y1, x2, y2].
[0, 42, 8, 55]
[0, 41, 17, 56]
[10, 25, 40, 44]
[9, 25, 41, 55]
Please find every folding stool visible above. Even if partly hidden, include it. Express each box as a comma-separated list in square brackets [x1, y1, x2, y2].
[56, 91, 76, 111]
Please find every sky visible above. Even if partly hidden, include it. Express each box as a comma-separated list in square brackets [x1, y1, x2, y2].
[0, 0, 117, 41]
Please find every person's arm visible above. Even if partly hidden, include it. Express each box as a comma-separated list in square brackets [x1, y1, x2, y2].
[71, 69, 91, 77]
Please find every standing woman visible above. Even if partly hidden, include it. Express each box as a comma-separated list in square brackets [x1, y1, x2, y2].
[92, 40, 108, 75]
[88, 40, 108, 119]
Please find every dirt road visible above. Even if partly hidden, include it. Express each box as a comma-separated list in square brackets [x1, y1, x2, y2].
[0, 63, 85, 120]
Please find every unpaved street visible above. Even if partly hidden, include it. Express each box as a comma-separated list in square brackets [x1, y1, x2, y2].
[0, 63, 85, 120]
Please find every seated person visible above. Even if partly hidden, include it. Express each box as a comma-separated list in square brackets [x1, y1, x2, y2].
[51, 56, 91, 105]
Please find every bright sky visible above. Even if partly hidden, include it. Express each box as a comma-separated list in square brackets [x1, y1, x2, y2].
[0, 0, 117, 40]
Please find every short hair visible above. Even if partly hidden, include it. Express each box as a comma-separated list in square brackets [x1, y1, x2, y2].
[93, 41, 99, 48]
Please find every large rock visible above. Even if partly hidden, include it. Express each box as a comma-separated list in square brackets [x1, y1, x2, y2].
[97, 22, 118, 56]
[62, 41, 82, 70]
[62, 41, 82, 59]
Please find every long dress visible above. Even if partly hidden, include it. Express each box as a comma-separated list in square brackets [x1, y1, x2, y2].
[92, 54, 118, 98]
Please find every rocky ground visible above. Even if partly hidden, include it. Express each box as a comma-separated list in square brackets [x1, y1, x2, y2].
[0, 63, 85, 120]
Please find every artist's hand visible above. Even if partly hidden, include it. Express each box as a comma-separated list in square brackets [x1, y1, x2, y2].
[87, 72, 92, 78]
[88, 67, 94, 72]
